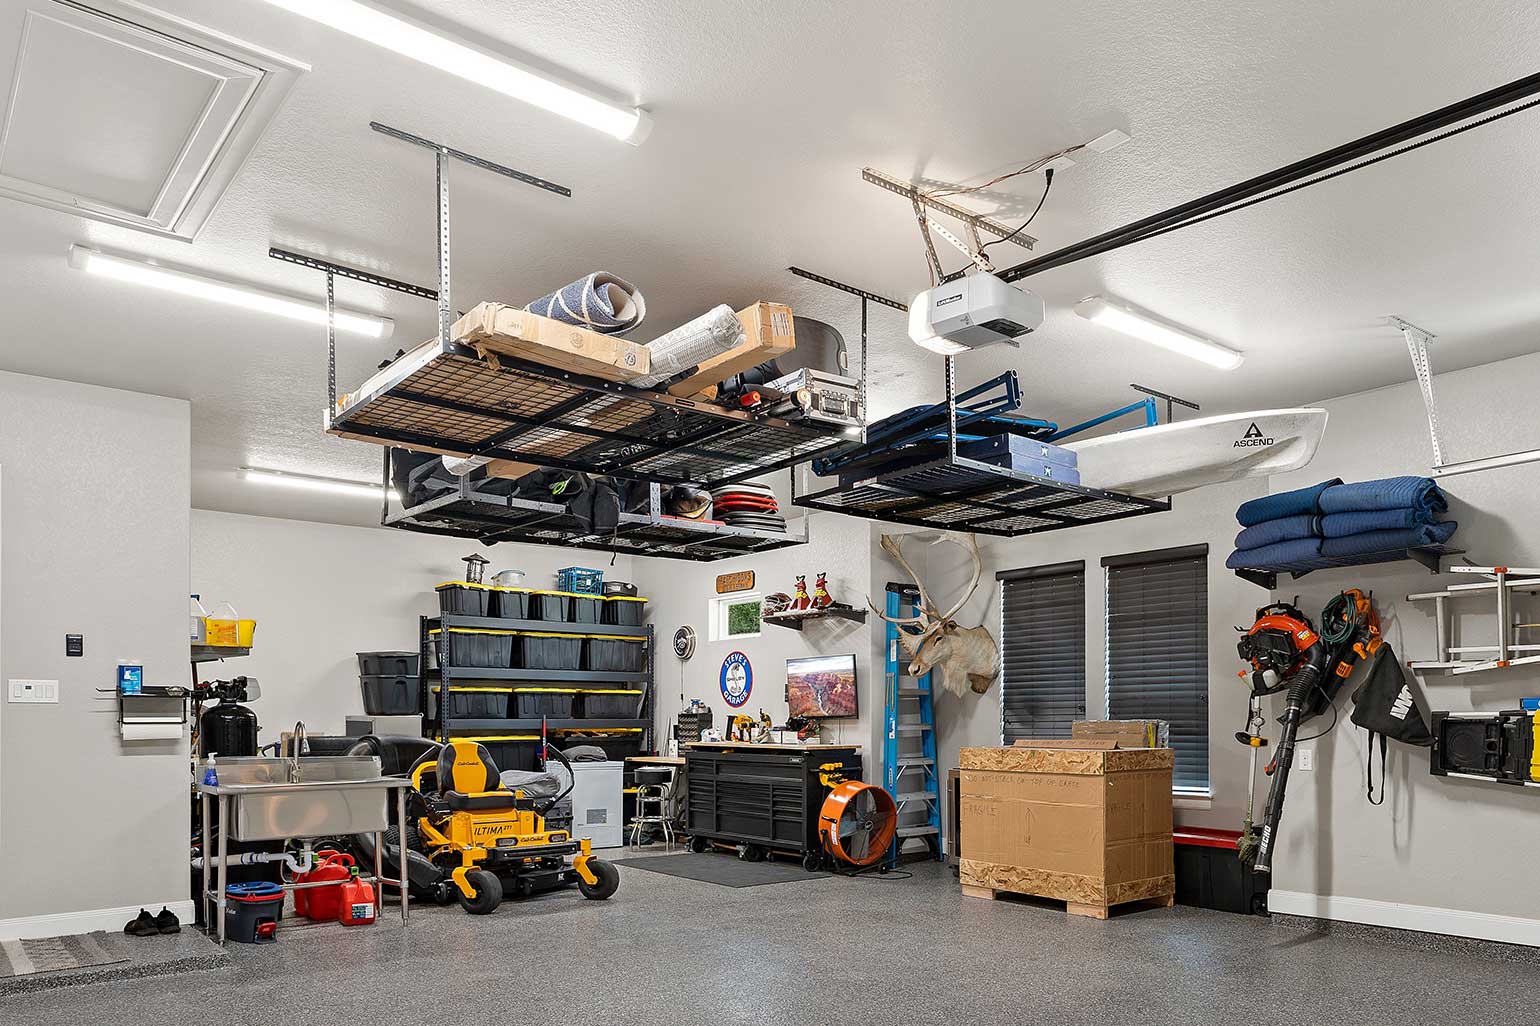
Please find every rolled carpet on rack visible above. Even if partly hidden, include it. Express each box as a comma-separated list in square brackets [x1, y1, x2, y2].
[1235, 478, 1341, 526]
[630, 304, 746, 389]
[1316, 475, 1448, 516]
[525, 272, 646, 336]
[1318, 521, 1457, 557]
[1234, 514, 1320, 550]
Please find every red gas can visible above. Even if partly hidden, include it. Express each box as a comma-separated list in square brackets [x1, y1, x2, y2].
[294, 850, 355, 921]
[338, 869, 376, 927]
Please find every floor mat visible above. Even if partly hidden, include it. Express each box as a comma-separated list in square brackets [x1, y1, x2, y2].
[612, 853, 829, 888]
[0, 932, 126, 978]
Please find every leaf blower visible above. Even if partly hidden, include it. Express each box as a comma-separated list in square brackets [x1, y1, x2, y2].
[1234, 590, 1380, 875]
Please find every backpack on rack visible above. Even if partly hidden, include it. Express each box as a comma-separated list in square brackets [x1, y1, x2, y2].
[1349, 644, 1433, 804]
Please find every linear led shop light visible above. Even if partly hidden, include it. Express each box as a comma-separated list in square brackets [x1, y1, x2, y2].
[241, 467, 398, 501]
[1074, 296, 1244, 371]
[68, 246, 394, 339]
[259, 0, 652, 143]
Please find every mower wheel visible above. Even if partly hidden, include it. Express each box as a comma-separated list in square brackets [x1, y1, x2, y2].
[578, 859, 620, 901]
[383, 822, 422, 854]
[458, 870, 502, 915]
[433, 882, 457, 906]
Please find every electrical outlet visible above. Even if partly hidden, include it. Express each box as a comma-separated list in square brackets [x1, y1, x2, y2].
[1297, 746, 1314, 771]
[8, 679, 58, 704]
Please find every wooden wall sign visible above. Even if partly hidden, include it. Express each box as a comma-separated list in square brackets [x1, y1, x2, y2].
[716, 570, 755, 594]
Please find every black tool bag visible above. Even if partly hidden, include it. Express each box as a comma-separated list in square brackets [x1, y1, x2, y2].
[1350, 644, 1433, 804]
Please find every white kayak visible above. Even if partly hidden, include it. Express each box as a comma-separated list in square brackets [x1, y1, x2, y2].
[1062, 407, 1328, 498]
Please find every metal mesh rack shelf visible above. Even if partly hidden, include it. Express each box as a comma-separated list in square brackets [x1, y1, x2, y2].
[794, 454, 1170, 536]
[388, 475, 808, 561]
[331, 338, 859, 487]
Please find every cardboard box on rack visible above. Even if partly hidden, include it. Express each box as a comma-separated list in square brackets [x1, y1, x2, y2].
[667, 302, 796, 398]
[453, 302, 651, 383]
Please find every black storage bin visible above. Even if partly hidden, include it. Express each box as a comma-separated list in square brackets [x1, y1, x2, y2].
[438, 630, 516, 669]
[357, 650, 419, 676]
[602, 596, 647, 626]
[437, 583, 489, 617]
[566, 733, 645, 762]
[585, 637, 647, 673]
[488, 588, 529, 620]
[1174, 829, 1269, 915]
[580, 689, 645, 719]
[476, 738, 541, 773]
[527, 591, 571, 622]
[430, 688, 508, 720]
[571, 594, 601, 624]
[360, 674, 418, 715]
[523, 633, 583, 670]
[515, 688, 577, 718]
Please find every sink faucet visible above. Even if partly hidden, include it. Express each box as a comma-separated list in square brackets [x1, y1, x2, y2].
[287, 721, 308, 783]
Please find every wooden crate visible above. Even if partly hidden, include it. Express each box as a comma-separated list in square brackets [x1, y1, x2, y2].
[958, 742, 1174, 920]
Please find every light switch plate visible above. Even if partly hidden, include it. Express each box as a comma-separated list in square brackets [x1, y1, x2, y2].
[9, 679, 59, 703]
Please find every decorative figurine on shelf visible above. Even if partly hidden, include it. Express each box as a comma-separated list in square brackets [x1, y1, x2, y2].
[754, 709, 774, 744]
[812, 572, 834, 609]
[790, 575, 812, 612]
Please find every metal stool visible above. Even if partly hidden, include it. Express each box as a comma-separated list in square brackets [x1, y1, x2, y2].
[631, 766, 675, 850]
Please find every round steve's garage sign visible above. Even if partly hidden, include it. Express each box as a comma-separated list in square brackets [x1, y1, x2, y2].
[720, 651, 753, 708]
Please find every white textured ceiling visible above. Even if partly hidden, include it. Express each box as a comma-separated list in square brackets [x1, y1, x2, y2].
[1, 0, 1539, 527]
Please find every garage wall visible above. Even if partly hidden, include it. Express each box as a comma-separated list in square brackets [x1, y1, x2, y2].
[191, 509, 635, 740]
[0, 372, 190, 930]
[636, 512, 881, 762]
[1264, 348, 1540, 943]
[918, 476, 1268, 834]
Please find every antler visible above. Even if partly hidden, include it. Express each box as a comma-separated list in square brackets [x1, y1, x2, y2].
[928, 532, 984, 624]
[868, 534, 937, 626]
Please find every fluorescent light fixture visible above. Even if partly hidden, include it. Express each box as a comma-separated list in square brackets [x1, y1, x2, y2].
[1074, 296, 1243, 370]
[259, 0, 651, 143]
[69, 246, 393, 339]
[241, 467, 399, 501]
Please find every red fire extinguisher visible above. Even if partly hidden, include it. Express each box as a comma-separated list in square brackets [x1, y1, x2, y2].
[338, 868, 376, 927]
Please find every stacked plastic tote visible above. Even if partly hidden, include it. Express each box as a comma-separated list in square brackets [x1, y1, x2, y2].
[1226, 476, 1457, 573]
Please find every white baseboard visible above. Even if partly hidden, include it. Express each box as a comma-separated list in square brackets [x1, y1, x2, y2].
[1269, 889, 1540, 948]
[0, 900, 196, 941]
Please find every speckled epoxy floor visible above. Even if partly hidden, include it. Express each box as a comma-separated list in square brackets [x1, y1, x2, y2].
[2, 859, 1531, 1023]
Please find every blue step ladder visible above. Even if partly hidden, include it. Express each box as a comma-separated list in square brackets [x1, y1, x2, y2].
[884, 584, 942, 861]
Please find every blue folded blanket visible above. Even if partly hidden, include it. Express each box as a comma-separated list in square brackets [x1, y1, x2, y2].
[1318, 521, 1457, 557]
[1235, 514, 1320, 550]
[1225, 537, 1323, 570]
[1317, 476, 1447, 515]
[1320, 508, 1435, 538]
[1236, 479, 1341, 527]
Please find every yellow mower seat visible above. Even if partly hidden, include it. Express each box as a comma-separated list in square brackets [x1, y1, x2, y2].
[437, 739, 520, 812]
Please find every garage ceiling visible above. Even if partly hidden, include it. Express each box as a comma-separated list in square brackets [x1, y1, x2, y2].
[0, 0, 1538, 527]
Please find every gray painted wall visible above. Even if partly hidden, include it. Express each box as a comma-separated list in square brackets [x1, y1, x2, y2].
[0, 371, 190, 921]
[190, 509, 635, 740]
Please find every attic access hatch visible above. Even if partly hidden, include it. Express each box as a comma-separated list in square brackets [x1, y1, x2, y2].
[0, 1, 304, 239]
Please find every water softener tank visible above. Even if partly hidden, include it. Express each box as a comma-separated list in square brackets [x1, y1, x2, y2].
[201, 698, 258, 757]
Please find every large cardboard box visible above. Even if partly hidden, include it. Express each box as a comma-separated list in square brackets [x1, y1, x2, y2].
[958, 743, 1174, 919]
[453, 302, 650, 383]
[666, 302, 796, 398]
[1071, 719, 1170, 749]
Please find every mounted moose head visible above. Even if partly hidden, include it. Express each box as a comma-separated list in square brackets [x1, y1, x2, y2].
[870, 532, 1000, 697]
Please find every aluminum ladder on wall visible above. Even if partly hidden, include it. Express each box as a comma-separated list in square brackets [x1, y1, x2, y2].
[884, 584, 942, 861]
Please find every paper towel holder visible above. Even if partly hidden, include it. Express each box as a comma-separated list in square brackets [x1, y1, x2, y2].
[120, 685, 189, 735]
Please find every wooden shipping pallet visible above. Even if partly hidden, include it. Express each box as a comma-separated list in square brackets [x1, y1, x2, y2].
[959, 858, 1174, 920]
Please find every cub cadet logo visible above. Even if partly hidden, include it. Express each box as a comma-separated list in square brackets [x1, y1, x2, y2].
[1234, 422, 1274, 449]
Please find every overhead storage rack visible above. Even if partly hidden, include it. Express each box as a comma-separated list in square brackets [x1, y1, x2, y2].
[388, 474, 807, 561]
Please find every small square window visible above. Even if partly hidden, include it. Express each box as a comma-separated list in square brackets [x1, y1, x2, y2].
[710, 593, 762, 641]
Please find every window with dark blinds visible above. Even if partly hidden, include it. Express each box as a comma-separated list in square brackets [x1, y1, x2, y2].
[998, 562, 1086, 742]
[1103, 546, 1209, 792]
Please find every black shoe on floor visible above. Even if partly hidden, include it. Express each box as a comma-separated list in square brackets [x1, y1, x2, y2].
[124, 909, 158, 937]
[154, 907, 181, 934]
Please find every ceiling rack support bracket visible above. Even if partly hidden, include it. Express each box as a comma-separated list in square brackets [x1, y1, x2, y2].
[862, 167, 1036, 251]
[1392, 315, 1445, 467]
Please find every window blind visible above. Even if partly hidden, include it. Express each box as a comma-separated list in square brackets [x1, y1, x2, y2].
[999, 564, 1086, 742]
[1103, 549, 1209, 792]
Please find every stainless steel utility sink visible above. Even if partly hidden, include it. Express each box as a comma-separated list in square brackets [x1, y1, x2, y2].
[204, 756, 391, 841]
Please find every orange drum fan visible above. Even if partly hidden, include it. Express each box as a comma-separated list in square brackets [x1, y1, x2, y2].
[817, 782, 898, 868]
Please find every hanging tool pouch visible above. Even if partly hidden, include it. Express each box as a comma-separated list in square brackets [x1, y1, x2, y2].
[1349, 644, 1433, 804]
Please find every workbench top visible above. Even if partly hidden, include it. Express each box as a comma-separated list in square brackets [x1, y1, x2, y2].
[684, 742, 861, 752]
